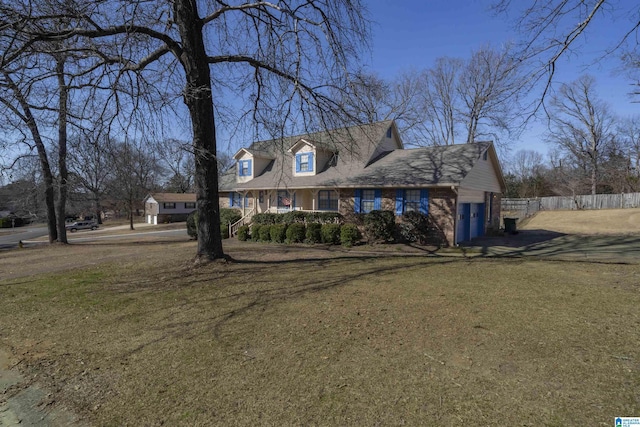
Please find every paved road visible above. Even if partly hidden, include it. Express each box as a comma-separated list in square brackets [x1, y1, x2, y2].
[0, 225, 189, 250]
[0, 226, 48, 250]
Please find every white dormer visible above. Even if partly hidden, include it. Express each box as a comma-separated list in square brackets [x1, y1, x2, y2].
[289, 138, 336, 177]
[233, 148, 275, 183]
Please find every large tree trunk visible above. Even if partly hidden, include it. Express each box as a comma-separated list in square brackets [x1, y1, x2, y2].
[56, 57, 69, 244]
[3, 73, 57, 242]
[174, 0, 224, 261]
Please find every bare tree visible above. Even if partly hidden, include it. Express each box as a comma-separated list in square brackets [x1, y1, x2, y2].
[546, 75, 616, 195]
[1, 0, 369, 261]
[407, 46, 527, 148]
[493, 1, 640, 103]
[68, 129, 114, 224]
[413, 57, 463, 146]
[108, 139, 162, 231]
[616, 116, 640, 190]
[458, 45, 527, 145]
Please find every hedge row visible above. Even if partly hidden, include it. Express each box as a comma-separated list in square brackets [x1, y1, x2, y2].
[237, 222, 361, 247]
[251, 211, 343, 226]
[186, 208, 243, 240]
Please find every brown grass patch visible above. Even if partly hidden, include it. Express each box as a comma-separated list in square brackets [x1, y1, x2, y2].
[0, 241, 639, 425]
[522, 208, 640, 235]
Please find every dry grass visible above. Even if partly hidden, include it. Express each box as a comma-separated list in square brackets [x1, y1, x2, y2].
[522, 208, 640, 235]
[1, 241, 639, 426]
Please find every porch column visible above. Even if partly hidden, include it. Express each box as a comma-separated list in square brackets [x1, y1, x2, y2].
[310, 189, 319, 211]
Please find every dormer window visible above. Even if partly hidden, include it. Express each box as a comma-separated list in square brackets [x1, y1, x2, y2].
[238, 159, 252, 177]
[295, 153, 314, 173]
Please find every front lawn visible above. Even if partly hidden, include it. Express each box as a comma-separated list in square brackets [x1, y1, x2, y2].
[1, 242, 638, 425]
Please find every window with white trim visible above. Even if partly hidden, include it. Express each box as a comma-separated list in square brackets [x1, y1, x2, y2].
[238, 160, 252, 177]
[361, 189, 375, 213]
[404, 189, 420, 213]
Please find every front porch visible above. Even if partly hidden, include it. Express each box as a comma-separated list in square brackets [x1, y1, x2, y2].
[235, 188, 342, 216]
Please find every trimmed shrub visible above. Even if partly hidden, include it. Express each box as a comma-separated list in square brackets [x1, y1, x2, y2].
[237, 225, 250, 241]
[251, 224, 262, 241]
[281, 210, 307, 224]
[398, 211, 429, 243]
[305, 222, 322, 244]
[270, 224, 288, 243]
[285, 222, 306, 243]
[321, 223, 341, 245]
[220, 208, 242, 228]
[340, 223, 361, 247]
[306, 211, 344, 224]
[259, 225, 272, 242]
[187, 209, 240, 240]
[186, 211, 198, 239]
[363, 210, 396, 243]
[252, 213, 282, 225]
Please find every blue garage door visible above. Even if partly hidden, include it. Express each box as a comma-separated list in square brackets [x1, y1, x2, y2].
[456, 203, 471, 243]
[469, 203, 485, 239]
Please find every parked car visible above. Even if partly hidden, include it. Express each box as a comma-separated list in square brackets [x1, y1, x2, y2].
[65, 221, 99, 232]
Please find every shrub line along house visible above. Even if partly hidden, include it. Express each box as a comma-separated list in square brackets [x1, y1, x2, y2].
[218, 120, 506, 246]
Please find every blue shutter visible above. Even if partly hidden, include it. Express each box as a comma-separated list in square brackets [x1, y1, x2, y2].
[238, 162, 243, 177]
[229, 192, 234, 207]
[420, 189, 429, 215]
[247, 159, 252, 176]
[354, 189, 361, 213]
[292, 193, 296, 209]
[244, 194, 249, 208]
[395, 190, 404, 216]
[295, 154, 301, 172]
[374, 189, 381, 210]
[308, 153, 314, 172]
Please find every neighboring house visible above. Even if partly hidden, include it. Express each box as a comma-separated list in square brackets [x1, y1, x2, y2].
[219, 120, 506, 246]
[144, 193, 197, 224]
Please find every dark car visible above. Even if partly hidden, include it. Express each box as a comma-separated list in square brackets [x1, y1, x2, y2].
[65, 221, 99, 232]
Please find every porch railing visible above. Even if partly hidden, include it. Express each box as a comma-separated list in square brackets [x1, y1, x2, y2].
[229, 207, 256, 237]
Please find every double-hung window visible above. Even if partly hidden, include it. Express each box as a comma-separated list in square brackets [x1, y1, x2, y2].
[354, 189, 381, 213]
[230, 192, 249, 208]
[163, 202, 176, 209]
[185, 202, 196, 209]
[295, 153, 314, 173]
[318, 190, 338, 211]
[395, 189, 429, 215]
[238, 159, 252, 177]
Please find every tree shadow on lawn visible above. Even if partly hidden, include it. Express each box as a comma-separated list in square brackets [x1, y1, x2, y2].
[113, 254, 466, 359]
[462, 229, 640, 263]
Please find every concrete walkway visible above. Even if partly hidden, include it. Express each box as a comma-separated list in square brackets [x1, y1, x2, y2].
[0, 350, 84, 427]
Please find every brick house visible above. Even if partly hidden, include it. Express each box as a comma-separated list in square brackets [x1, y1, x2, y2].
[219, 120, 506, 246]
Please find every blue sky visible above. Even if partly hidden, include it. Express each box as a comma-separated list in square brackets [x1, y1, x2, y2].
[364, 0, 639, 158]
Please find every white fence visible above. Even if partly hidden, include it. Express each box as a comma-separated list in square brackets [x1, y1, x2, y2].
[502, 192, 640, 214]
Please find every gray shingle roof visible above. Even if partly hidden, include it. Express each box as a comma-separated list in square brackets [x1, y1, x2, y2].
[219, 121, 493, 191]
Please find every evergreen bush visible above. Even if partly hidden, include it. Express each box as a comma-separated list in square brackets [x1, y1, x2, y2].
[340, 223, 361, 247]
[285, 222, 306, 243]
[363, 210, 396, 243]
[270, 224, 288, 243]
[321, 223, 341, 244]
[305, 222, 322, 243]
[237, 225, 250, 241]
